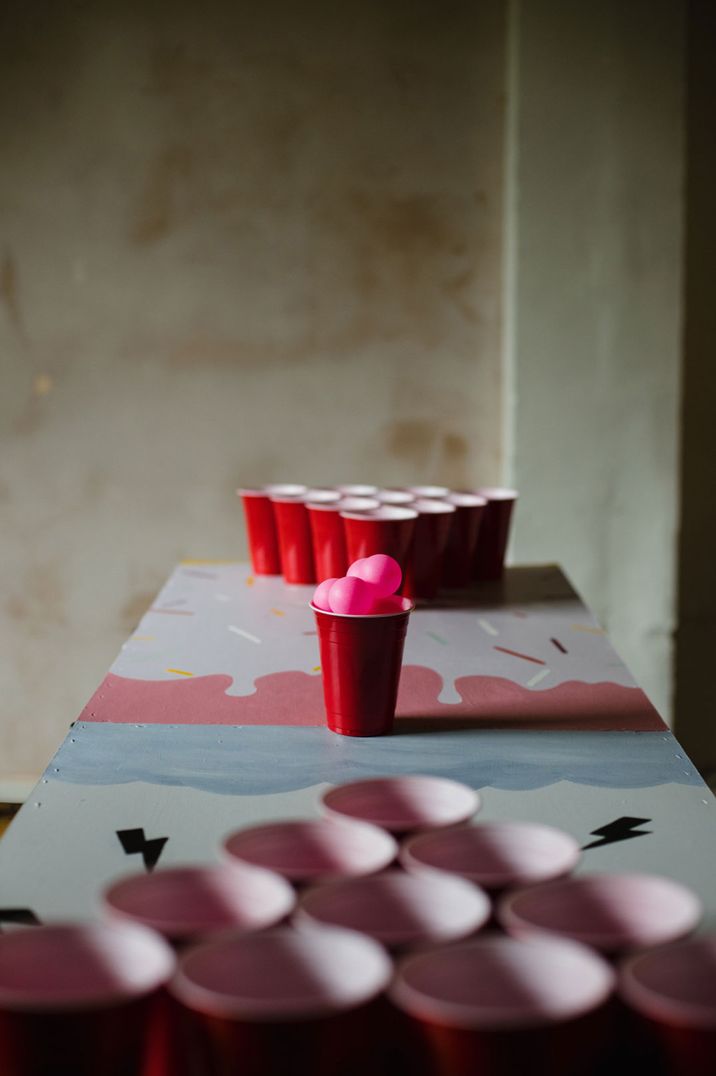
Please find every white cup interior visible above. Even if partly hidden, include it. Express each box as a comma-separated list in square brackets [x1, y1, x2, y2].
[389, 934, 614, 1030]
[297, 869, 491, 949]
[223, 817, 398, 883]
[401, 822, 581, 889]
[322, 775, 480, 834]
[340, 505, 418, 522]
[500, 872, 702, 953]
[171, 924, 392, 1020]
[103, 863, 295, 941]
[336, 485, 379, 496]
[408, 486, 451, 498]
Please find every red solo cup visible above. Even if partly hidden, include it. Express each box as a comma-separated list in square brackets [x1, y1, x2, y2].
[267, 485, 315, 584]
[402, 499, 457, 600]
[169, 925, 392, 1076]
[103, 863, 296, 947]
[341, 505, 418, 577]
[376, 489, 416, 505]
[308, 498, 380, 582]
[619, 936, 716, 1076]
[499, 873, 702, 958]
[237, 488, 283, 575]
[311, 599, 413, 736]
[441, 493, 488, 588]
[322, 775, 480, 834]
[389, 934, 616, 1076]
[296, 869, 491, 953]
[336, 484, 379, 497]
[401, 821, 581, 895]
[0, 922, 175, 1076]
[473, 487, 518, 581]
[222, 817, 397, 886]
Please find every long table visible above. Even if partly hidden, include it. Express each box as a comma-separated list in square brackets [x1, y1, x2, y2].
[1, 561, 714, 928]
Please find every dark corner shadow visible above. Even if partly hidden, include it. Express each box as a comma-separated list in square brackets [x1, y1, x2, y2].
[422, 564, 579, 612]
[392, 711, 665, 734]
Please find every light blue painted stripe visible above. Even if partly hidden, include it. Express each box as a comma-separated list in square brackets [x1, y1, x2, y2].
[45, 724, 706, 797]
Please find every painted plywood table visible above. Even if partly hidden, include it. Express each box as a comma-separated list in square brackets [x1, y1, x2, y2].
[1, 562, 715, 929]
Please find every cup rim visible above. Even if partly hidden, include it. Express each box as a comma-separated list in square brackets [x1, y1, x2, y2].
[310, 600, 414, 620]
[388, 934, 615, 1030]
[321, 775, 480, 834]
[407, 486, 451, 498]
[336, 484, 379, 496]
[306, 497, 380, 513]
[340, 506, 418, 522]
[400, 820, 582, 889]
[295, 869, 492, 949]
[475, 487, 519, 500]
[170, 924, 393, 1021]
[0, 922, 176, 1012]
[446, 492, 488, 508]
[498, 872, 703, 953]
[619, 937, 716, 1029]
[411, 498, 457, 515]
[222, 816, 399, 884]
[102, 861, 296, 941]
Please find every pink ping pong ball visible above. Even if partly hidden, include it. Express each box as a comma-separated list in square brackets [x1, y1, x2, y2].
[328, 576, 381, 615]
[313, 578, 339, 611]
[347, 554, 402, 597]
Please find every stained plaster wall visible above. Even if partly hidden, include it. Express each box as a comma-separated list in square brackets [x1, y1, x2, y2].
[507, 0, 684, 722]
[0, 0, 506, 778]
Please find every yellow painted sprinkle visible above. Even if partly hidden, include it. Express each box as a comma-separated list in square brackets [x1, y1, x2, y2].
[571, 624, 605, 635]
[312, 666, 321, 673]
[167, 668, 194, 677]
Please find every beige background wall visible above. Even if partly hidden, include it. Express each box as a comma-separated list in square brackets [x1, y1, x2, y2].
[0, 0, 506, 779]
[507, 0, 684, 722]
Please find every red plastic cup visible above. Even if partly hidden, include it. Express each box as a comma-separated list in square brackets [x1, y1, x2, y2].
[619, 936, 716, 1076]
[341, 505, 418, 578]
[473, 487, 518, 581]
[376, 489, 416, 505]
[401, 821, 581, 894]
[337, 484, 379, 497]
[308, 497, 380, 582]
[322, 775, 480, 834]
[267, 485, 315, 584]
[222, 817, 398, 886]
[441, 493, 488, 588]
[296, 869, 491, 953]
[169, 925, 393, 1076]
[402, 499, 456, 600]
[237, 488, 283, 575]
[102, 863, 296, 947]
[389, 934, 616, 1076]
[499, 873, 702, 958]
[0, 922, 175, 1076]
[311, 599, 413, 736]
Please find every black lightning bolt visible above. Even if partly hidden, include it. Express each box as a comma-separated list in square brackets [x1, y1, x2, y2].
[116, 828, 168, 871]
[0, 909, 41, 932]
[582, 816, 652, 850]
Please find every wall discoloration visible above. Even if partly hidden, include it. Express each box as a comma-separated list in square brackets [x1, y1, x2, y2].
[0, 0, 505, 776]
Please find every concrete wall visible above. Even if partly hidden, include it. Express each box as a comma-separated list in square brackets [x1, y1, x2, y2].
[0, 0, 506, 778]
[507, 0, 684, 721]
[674, 0, 716, 774]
